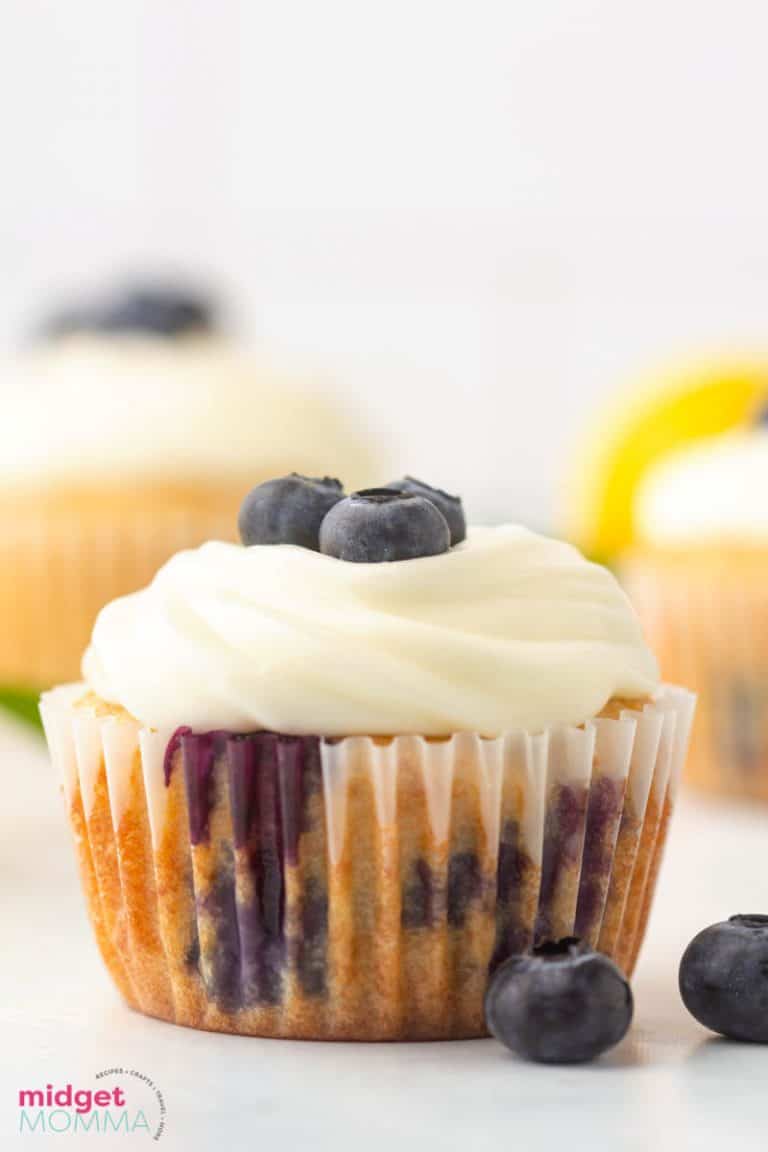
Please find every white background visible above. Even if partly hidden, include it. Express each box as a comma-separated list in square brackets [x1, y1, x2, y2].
[3, 1, 768, 526]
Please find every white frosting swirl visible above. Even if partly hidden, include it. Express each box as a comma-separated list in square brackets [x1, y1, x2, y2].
[636, 431, 768, 545]
[83, 526, 659, 736]
[0, 336, 372, 487]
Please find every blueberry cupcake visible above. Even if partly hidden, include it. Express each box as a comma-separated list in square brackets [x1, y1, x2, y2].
[41, 476, 695, 1040]
[563, 362, 766, 803]
[626, 424, 768, 801]
[0, 286, 373, 698]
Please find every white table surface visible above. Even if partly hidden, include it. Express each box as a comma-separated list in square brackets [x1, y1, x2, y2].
[2, 716, 767, 1152]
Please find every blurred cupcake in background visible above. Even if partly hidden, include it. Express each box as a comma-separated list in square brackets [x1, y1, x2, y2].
[564, 362, 768, 802]
[0, 282, 375, 701]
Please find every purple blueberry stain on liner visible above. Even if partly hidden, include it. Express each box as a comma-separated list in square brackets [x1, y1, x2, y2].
[163, 726, 190, 786]
[225, 736, 283, 1004]
[226, 735, 258, 849]
[296, 876, 329, 997]
[400, 850, 490, 932]
[253, 737, 284, 938]
[165, 725, 232, 847]
[197, 862, 242, 1012]
[574, 776, 626, 939]
[401, 858, 437, 930]
[165, 728, 330, 1005]
[535, 784, 588, 945]
[165, 728, 320, 863]
[230, 733, 286, 1004]
[446, 851, 484, 929]
[183, 933, 200, 972]
[275, 737, 306, 867]
[181, 731, 225, 845]
[491, 820, 537, 970]
[496, 821, 531, 905]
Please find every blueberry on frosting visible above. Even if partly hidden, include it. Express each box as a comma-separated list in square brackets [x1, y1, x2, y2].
[319, 488, 451, 563]
[384, 476, 466, 545]
[239, 474, 344, 550]
[239, 473, 461, 562]
[42, 285, 213, 339]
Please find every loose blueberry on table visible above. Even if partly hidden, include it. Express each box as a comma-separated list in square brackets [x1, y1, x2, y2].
[484, 937, 633, 1064]
[679, 915, 768, 1043]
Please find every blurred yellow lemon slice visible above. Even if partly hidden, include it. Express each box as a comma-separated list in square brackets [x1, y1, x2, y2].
[564, 362, 768, 561]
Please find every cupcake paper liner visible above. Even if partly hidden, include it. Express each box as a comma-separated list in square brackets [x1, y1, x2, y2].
[626, 554, 768, 801]
[41, 685, 695, 1041]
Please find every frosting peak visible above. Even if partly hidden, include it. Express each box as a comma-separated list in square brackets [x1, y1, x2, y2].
[83, 526, 658, 735]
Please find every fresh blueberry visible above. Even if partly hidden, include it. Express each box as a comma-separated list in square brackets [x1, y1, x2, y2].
[41, 285, 213, 339]
[679, 915, 768, 1042]
[384, 476, 466, 545]
[239, 474, 344, 550]
[102, 287, 213, 335]
[319, 488, 450, 563]
[484, 937, 633, 1063]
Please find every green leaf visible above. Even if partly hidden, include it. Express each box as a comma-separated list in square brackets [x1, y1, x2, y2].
[0, 686, 43, 731]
